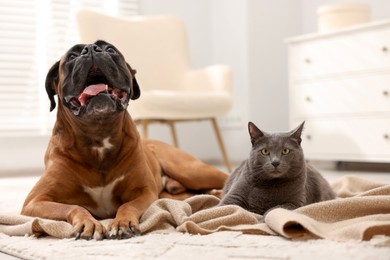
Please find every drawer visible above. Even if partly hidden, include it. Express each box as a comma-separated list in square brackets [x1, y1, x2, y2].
[289, 27, 390, 81]
[290, 74, 390, 118]
[290, 117, 390, 162]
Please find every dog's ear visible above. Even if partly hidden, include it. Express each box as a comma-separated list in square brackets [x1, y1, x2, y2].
[45, 61, 60, 112]
[127, 64, 141, 100]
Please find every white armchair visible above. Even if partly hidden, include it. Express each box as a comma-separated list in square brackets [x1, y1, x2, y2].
[76, 9, 233, 171]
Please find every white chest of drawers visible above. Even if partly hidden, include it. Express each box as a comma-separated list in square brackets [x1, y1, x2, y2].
[287, 20, 390, 162]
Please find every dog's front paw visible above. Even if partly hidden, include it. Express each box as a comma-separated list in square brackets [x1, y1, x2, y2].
[70, 209, 106, 240]
[71, 218, 106, 240]
[107, 218, 141, 239]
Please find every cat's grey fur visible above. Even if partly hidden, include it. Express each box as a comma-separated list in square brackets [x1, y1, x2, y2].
[218, 121, 335, 215]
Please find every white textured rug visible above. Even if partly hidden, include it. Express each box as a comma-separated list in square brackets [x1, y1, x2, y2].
[1, 231, 390, 260]
[0, 175, 389, 259]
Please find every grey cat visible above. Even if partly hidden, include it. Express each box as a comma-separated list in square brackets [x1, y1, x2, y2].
[218, 121, 335, 215]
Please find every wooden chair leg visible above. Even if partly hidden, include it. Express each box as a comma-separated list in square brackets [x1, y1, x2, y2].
[211, 118, 232, 172]
[167, 121, 179, 147]
[140, 119, 149, 139]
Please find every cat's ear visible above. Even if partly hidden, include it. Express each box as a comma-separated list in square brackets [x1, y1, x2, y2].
[290, 121, 305, 144]
[248, 121, 264, 145]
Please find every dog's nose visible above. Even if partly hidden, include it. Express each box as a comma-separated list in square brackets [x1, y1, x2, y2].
[81, 44, 103, 56]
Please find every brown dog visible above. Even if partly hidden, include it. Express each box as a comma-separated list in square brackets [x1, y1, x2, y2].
[21, 40, 227, 240]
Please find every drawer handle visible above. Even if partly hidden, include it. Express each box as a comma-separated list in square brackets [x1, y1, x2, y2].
[305, 96, 312, 102]
[383, 90, 389, 96]
[304, 58, 311, 64]
[384, 134, 389, 140]
[306, 135, 312, 140]
[382, 46, 388, 53]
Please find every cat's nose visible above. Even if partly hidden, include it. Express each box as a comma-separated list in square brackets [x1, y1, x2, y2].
[272, 161, 280, 168]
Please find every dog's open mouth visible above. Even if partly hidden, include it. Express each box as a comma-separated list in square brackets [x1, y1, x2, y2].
[74, 84, 127, 106]
[67, 66, 128, 109]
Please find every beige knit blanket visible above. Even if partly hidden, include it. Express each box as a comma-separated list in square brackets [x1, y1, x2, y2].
[0, 175, 389, 241]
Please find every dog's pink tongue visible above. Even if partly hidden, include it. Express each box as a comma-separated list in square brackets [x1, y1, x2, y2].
[79, 84, 108, 105]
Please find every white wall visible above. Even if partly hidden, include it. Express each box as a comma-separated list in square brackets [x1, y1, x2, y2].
[0, 136, 49, 173]
[247, 0, 301, 131]
[209, 0, 251, 162]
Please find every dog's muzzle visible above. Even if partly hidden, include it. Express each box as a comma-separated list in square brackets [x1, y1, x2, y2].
[64, 65, 130, 117]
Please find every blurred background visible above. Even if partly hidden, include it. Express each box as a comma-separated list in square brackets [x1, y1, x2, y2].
[1, 0, 390, 174]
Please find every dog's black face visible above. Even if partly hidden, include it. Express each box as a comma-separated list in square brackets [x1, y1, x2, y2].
[45, 40, 140, 120]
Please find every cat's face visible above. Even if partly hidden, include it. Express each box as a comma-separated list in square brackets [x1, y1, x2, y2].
[247, 121, 305, 180]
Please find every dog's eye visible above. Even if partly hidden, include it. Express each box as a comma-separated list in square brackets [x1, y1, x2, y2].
[68, 53, 77, 61]
[106, 47, 116, 54]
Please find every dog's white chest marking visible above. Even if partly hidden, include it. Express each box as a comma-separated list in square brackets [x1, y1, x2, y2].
[83, 176, 124, 218]
[92, 137, 113, 158]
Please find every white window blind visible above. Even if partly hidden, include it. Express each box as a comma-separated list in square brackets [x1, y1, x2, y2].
[0, 0, 39, 135]
[0, 0, 138, 136]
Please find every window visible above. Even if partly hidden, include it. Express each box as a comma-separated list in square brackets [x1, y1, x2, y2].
[0, 0, 138, 136]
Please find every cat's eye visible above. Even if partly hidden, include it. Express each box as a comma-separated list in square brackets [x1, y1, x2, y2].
[261, 148, 270, 155]
[282, 148, 290, 155]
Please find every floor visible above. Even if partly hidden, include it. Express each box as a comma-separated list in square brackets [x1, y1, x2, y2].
[311, 161, 390, 184]
[0, 161, 389, 259]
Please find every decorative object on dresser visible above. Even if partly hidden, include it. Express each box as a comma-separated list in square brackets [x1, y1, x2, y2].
[287, 19, 390, 163]
[317, 3, 371, 33]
